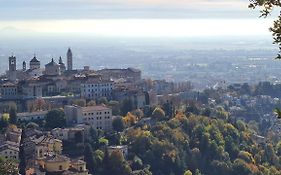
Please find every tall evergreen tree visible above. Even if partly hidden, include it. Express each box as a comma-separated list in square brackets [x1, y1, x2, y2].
[102, 146, 111, 175]
[9, 107, 17, 125]
[84, 143, 95, 174]
[121, 98, 133, 115]
[19, 129, 26, 175]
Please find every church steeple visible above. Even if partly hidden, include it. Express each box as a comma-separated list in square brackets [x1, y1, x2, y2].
[67, 47, 73, 71]
[23, 61, 26, 71]
[59, 56, 63, 64]
[58, 56, 66, 72]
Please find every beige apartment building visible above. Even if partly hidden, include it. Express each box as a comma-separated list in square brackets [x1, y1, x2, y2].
[65, 105, 113, 131]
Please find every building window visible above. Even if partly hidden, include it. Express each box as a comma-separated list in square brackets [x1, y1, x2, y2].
[59, 165, 63, 170]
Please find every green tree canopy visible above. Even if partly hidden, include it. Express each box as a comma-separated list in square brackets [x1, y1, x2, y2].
[9, 107, 17, 125]
[112, 116, 125, 132]
[0, 157, 18, 175]
[84, 143, 95, 174]
[151, 107, 166, 120]
[45, 109, 66, 129]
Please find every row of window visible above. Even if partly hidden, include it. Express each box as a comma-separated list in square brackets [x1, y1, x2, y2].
[1, 88, 17, 92]
[86, 88, 112, 92]
[84, 111, 110, 116]
[4, 155, 17, 159]
[84, 116, 111, 120]
[87, 93, 110, 98]
[18, 116, 44, 121]
[85, 84, 112, 88]
[3, 151, 17, 154]
[1, 92, 17, 95]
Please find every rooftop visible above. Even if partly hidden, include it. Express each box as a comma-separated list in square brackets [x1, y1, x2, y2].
[45, 58, 58, 67]
[17, 111, 48, 117]
[0, 141, 19, 152]
[30, 56, 40, 63]
[44, 155, 70, 163]
[82, 105, 111, 112]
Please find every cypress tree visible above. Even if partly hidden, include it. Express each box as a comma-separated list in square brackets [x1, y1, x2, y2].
[19, 129, 26, 175]
[84, 143, 95, 174]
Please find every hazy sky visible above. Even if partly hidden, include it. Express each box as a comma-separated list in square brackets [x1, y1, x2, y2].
[0, 0, 276, 37]
[0, 0, 254, 19]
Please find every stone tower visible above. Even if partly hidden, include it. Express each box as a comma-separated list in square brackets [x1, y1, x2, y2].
[23, 61, 26, 71]
[67, 48, 73, 71]
[59, 56, 66, 72]
[8, 55, 17, 81]
[30, 55, 40, 70]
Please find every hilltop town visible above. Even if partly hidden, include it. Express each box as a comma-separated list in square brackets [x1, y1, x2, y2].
[2, 48, 281, 175]
[0, 48, 191, 175]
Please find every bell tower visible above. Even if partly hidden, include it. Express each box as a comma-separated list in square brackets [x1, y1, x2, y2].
[8, 55, 17, 81]
[67, 47, 73, 71]
[23, 61, 26, 71]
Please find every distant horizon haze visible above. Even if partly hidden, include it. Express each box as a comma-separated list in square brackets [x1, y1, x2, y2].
[0, 19, 274, 38]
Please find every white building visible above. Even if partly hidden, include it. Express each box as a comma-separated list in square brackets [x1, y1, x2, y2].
[51, 127, 85, 142]
[0, 141, 19, 160]
[0, 82, 17, 99]
[17, 111, 48, 122]
[81, 80, 113, 100]
[65, 105, 113, 131]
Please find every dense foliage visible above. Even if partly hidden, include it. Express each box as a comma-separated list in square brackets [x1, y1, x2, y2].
[124, 112, 281, 175]
[45, 109, 66, 129]
[0, 156, 18, 175]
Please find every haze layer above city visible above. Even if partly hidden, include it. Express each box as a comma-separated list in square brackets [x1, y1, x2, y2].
[0, 0, 279, 89]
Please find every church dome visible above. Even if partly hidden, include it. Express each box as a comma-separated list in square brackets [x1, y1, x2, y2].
[30, 56, 40, 63]
[45, 58, 58, 67]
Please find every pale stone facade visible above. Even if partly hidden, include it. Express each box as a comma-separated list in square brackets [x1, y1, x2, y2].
[65, 105, 113, 131]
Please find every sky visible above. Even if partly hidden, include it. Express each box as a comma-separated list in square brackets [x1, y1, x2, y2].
[0, 0, 276, 37]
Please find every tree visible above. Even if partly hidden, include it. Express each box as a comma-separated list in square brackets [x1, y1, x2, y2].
[249, 0, 281, 58]
[112, 116, 125, 132]
[0, 157, 18, 175]
[132, 155, 143, 170]
[151, 107, 165, 120]
[9, 107, 17, 125]
[72, 99, 86, 107]
[132, 109, 144, 120]
[163, 100, 174, 117]
[184, 170, 192, 175]
[45, 109, 66, 129]
[74, 131, 83, 143]
[102, 147, 111, 175]
[93, 150, 104, 175]
[19, 129, 26, 175]
[121, 98, 133, 115]
[87, 100, 96, 106]
[0, 114, 9, 132]
[98, 97, 108, 105]
[123, 112, 137, 127]
[108, 101, 121, 115]
[107, 151, 132, 175]
[84, 143, 95, 174]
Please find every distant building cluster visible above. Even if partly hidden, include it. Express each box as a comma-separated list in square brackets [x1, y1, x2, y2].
[0, 126, 22, 160]
[0, 48, 143, 103]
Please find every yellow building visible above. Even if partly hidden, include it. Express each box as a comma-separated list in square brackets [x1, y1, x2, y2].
[38, 155, 89, 175]
[32, 134, 62, 159]
[38, 155, 70, 173]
